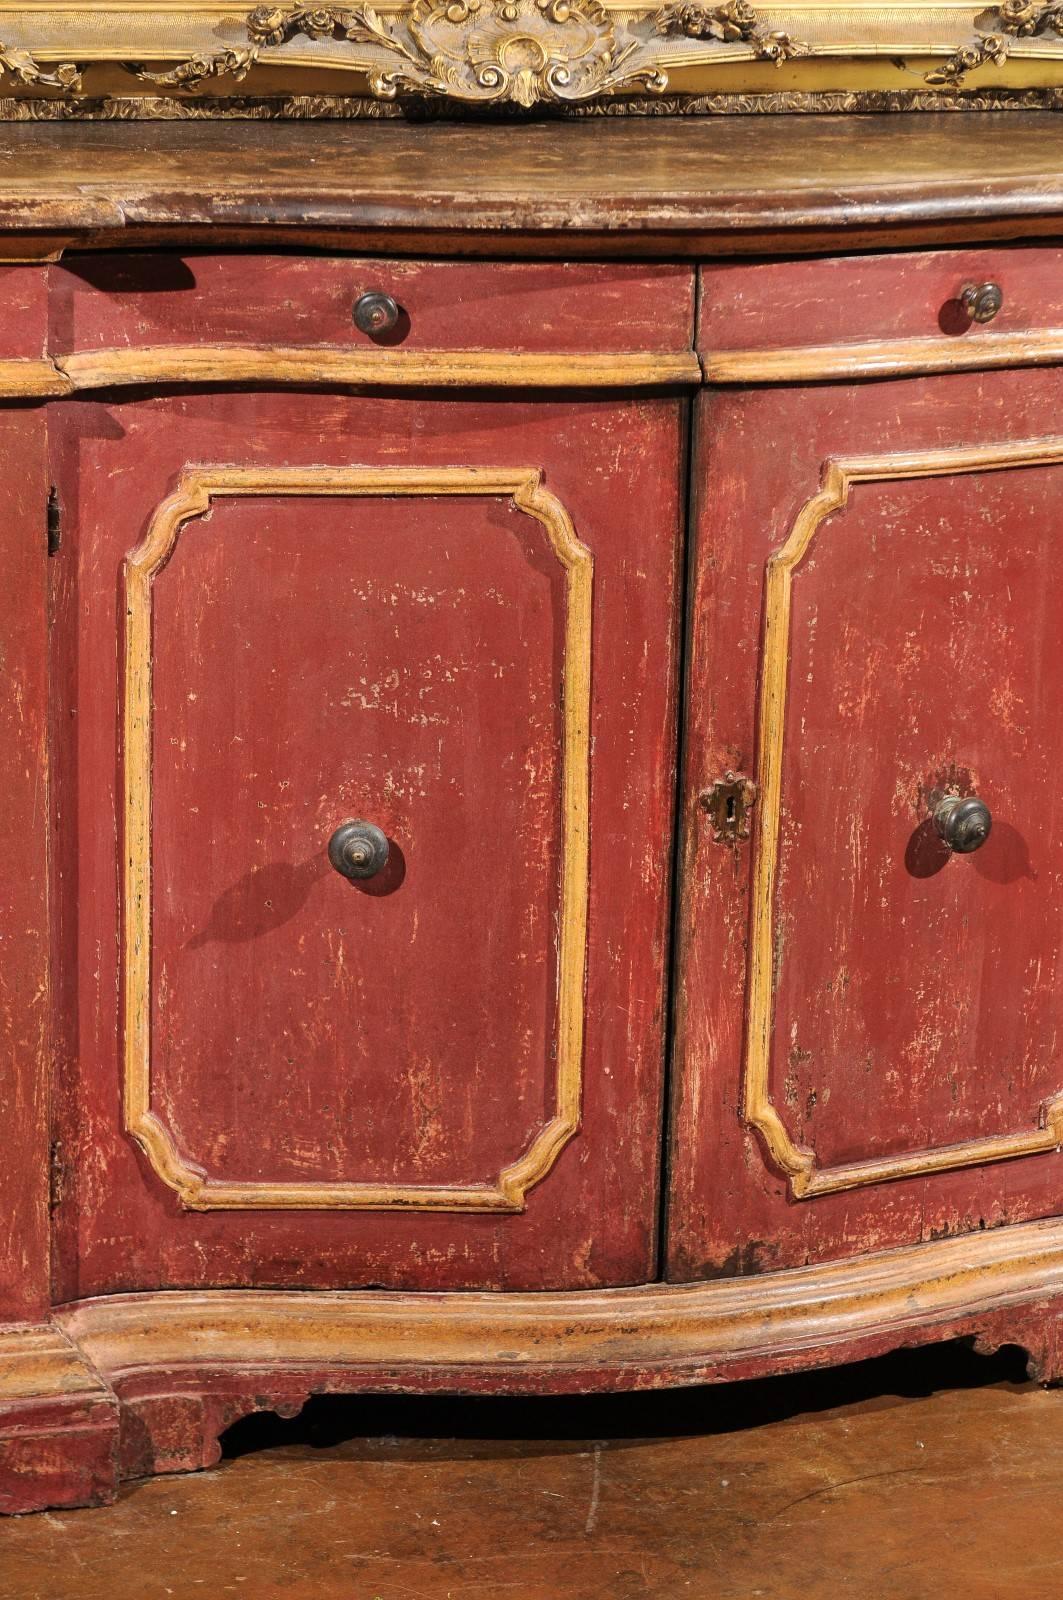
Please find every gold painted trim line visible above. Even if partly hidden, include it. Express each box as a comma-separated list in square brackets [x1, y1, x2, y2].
[122, 464, 593, 1213]
[10, 336, 1063, 400]
[703, 329, 1063, 384]
[14, 336, 1063, 396]
[745, 437, 1063, 1199]
[59, 347, 701, 392]
[0, 348, 700, 399]
[0, 1326, 108, 1405]
[51, 1211, 1063, 1384]
[0, 358, 70, 396]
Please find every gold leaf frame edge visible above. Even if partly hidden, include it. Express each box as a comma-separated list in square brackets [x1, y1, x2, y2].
[123, 463, 593, 1213]
[7, 0, 1063, 111]
[745, 438, 1063, 1199]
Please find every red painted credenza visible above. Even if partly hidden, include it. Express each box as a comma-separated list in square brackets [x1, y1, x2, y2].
[5, 116, 1063, 1512]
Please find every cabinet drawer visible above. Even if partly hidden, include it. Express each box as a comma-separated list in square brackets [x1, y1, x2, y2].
[699, 246, 1063, 378]
[52, 254, 695, 356]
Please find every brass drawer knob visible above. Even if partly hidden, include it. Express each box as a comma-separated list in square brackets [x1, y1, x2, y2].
[328, 820, 390, 880]
[933, 794, 992, 853]
[353, 290, 401, 336]
[960, 282, 1003, 324]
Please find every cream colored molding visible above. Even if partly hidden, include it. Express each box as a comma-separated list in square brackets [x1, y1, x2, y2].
[123, 464, 592, 1212]
[59, 347, 701, 390]
[745, 439, 1063, 1199]
[3, 338, 1063, 399]
[704, 330, 1063, 385]
[0, 350, 700, 394]
[3, 1, 1063, 110]
[0, 1325, 110, 1404]
[0, 358, 70, 395]
[51, 1210, 1063, 1382]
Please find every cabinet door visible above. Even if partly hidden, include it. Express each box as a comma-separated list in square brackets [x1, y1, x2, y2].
[669, 365, 1063, 1280]
[49, 387, 683, 1295]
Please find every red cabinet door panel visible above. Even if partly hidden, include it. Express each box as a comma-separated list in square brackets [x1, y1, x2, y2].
[133, 466, 585, 1211]
[49, 389, 683, 1295]
[669, 365, 1063, 1280]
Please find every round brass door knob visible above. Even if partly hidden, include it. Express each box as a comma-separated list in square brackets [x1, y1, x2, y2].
[328, 820, 390, 880]
[353, 291, 400, 335]
[960, 282, 1003, 324]
[933, 794, 993, 854]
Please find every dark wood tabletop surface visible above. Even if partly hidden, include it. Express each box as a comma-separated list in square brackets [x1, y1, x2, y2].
[1, 114, 1062, 252]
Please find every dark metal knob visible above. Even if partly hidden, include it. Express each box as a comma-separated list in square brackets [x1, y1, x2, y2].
[328, 820, 390, 880]
[353, 291, 400, 336]
[933, 794, 992, 854]
[960, 282, 1003, 324]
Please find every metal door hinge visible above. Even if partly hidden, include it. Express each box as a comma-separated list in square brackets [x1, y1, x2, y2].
[49, 1139, 69, 1212]
[700, 771, 758, 844]
[47, 485, 61, 556]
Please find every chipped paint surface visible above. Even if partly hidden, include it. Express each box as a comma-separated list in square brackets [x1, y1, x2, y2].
[670, 361, 1063, 1281]
[0, 406, 51, 1324]
[46, 373, 685, 1296]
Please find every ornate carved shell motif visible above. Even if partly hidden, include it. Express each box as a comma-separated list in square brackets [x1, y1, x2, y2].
[406, 0, 667, 106]
[136, 0, 799, 105]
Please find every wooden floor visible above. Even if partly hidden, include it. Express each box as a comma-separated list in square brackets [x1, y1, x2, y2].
[1, 1341, 1059, 1599]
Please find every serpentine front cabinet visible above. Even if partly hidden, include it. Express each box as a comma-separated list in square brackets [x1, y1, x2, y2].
[5, 119, 1063, 1514]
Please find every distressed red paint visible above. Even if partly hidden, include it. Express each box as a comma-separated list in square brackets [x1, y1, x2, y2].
[3, 175, 1063, 1519]
[669, 364, 1063, 1280]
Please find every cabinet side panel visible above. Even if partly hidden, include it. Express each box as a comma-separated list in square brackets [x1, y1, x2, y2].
[0, 409, 50, 1321]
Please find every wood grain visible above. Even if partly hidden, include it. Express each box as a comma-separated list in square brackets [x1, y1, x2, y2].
[61, 346, 699, 390]
[0, 118, 1058, 255]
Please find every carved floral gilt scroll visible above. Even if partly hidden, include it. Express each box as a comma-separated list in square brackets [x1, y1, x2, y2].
[128, 0, 811, 107]
[927, 0, 1063, 84]
[4, 0, 1063, 109]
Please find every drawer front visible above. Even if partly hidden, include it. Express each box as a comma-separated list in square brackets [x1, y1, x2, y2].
[52, 254, 695, 356]
[699, 246, 1063, 360]
[670, 362, 1063, 1281]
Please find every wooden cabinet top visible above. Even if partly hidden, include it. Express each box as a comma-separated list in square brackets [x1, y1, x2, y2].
[4, 114, 1063, 256]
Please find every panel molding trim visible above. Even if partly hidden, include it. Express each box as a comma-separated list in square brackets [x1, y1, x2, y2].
[49, 1210, 1063, 1385]
[122, 464, 593, 1212]
[0, 349, 702, 398]
[745, 438, 1063, 1199]
[703, 330, 1063, 386]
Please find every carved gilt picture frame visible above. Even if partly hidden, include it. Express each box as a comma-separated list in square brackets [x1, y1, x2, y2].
[1, 1, 1063, 115]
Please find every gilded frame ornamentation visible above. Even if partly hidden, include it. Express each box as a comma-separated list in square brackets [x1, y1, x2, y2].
[123, 464, 593, 1212]
[4, 1, 1063, 113]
